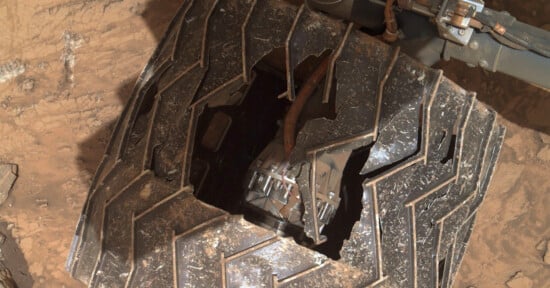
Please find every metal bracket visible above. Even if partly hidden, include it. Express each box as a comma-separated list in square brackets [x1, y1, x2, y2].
[436, 0, 484, 45]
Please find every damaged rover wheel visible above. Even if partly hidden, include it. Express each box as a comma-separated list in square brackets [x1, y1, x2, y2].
[67, 0, 504, 287]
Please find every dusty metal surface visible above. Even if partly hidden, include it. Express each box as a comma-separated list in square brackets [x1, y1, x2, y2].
[63, 1, 505, 287]
[0, 0, 545, 288]
[0, 223, 32, 288]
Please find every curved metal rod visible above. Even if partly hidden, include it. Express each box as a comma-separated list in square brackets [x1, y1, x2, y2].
[284, 55, 332, 159]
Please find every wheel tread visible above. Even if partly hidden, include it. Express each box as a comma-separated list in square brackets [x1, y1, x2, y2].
[68, 1, 505, 287]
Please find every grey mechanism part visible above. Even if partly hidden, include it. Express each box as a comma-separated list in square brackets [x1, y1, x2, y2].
[244, 139, 341, 235]
[443, 32, 550, 88]
[244, 141, 304, 227]
[307, 0, 550, 89]
[435, 0, 484, 45]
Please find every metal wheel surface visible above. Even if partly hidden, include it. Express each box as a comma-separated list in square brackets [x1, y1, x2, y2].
[67, 1, 505, 287]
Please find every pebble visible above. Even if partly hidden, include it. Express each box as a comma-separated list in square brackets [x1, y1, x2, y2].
[506, 271, 533, 288]
[536, 239, 547, 251]
[20, 78, 35, 92]
[0, 164, 18, 206]
[544, 241, 550, 265]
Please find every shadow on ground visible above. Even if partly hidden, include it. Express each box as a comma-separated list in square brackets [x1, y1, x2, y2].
[438, 60, 550, 135]
[0, 222, 33, 287]
[77, 0, 185, 181]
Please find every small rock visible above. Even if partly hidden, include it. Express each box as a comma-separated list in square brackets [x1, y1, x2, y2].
[537, 146, 550, 162]
[129, 2, 145, 15]
[544, 241, 550, 265]
[0, 96, 11, 109]
[0, 164, 18, 206]
[0, 59, 25, 84]
[506, 271, 533, 288]
[35, 198, 48, 208]
[19, 78, 35, 92]
[0, 266, 16, 288]
[536, 239, 547, 251]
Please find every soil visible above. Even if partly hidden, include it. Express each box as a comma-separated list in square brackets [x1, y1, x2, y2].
[0, 0, 548, 287]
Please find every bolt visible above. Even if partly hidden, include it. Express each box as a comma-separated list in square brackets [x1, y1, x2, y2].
[469, 41, 479, 50]
[458, 29, 466, 36]
[479, 60, 489, 68]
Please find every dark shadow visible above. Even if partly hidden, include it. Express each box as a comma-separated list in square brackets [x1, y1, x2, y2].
[436, 60, 550, 135]
[71, 0, 187, 282]
[70, 1, 187, 283]
[76, 76, 136, 181]
[0, 221, 33, 288]
[139, 0, 186, 42]
[77, 0, 185, 182]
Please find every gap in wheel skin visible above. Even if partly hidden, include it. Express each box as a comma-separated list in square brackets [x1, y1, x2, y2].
[190, 67, 288, 213]
[314, 144, 373, 259]
[363, 115, 423, 179]
[438, 258, 446, 288]
[189, 49, 348, 258]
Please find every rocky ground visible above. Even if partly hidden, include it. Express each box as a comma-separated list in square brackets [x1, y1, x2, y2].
[0, 0, 548, 287]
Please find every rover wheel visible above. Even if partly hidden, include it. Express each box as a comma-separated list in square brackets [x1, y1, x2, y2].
[67, 1, 504, 287]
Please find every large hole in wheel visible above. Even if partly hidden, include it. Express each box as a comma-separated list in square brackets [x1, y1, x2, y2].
[313, 145, 372, 259]
[189, 52, 289, 213]
[189, 48, 359, 259]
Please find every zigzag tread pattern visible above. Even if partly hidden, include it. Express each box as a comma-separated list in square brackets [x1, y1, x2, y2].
[68, 0, 505, 287]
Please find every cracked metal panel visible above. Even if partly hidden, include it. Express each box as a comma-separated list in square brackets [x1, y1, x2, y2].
[293, 148, 352, 243]
[244, 0, 298, 77]
[361, 55, 440, 175]
[291, 30, 387, 161]
[286, 6, 346, 100]
[340, 185, 381, 283]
